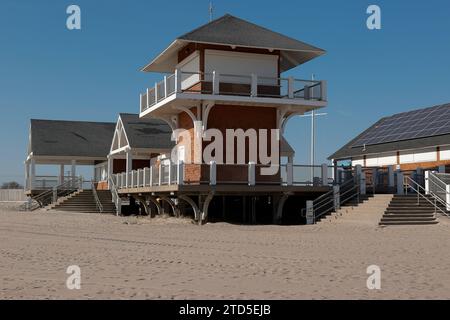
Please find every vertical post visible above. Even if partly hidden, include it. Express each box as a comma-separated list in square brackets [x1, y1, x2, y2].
[193, 121, 203, 164]
[396, 170, 404, 195]
[125, 149, 132, 188]
[146, 88, 150, 109]
[388, 165, 395, 188]
[212, 71, 220, 95]
[286, 163, 293, 186]
[25, 161, 30, 190]
[320, 80, 327, 101]
[177, 161, 184, 185]
[306, 200, 314, 225]
[137, 169, 140, 187]
[59, 164, 64, 185]
[71, 160, 76, 178]
[158, 163, 162, 186]
[372, 168, 378, 194]
[321, 163, 328, 186]
[150, 165, 153, 186]
[360, 171, 366, 195]
[333, 185, 340, 211]
[154, 82, 158, 104]
[251, 74, 258, 97]
[210, 160, 216, 186]
[175, 68, 182, 93]
[107, 156, 112, 188]
[425, 171, 430, 195]
[304, 84, 310, 100]
[168, 160, 172, 185]
[52, 186, 57, 203]
[288, 76, 294, 99]
[143, 168, 147, 187]
[446, 185, 450, 211]
[248, 162, 256, 186]
[164, 75, 168, 98]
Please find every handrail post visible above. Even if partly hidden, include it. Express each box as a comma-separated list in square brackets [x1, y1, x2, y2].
[248, 162, 256, 186]
[146, 88, 150, 109]
[320, 80, 327, 101]
[164, 75, 168, 98]
[150, 165, 153, 187]
[212, 71, 220, 95]
[168, 160, 172, 185]
[154, 82, 158, 104]
[333, 185, 340, 211]
[287, 163, 293, 186]
[425, 171, 430, 195]
[175, 69, 182, 93]
[251, 74, 258, 97]
[321, 163, 328, 186]
[288, 76, 294, 99]
[210, 161, 216, 186]
[158, 163, 162, 186]
[177, 161, 184, 185]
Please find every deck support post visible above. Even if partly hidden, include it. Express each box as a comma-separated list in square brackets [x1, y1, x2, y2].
[396, 170, 404, 195]
[178, 195, 201, 221]
[248, 162, 256, 186]
[321, 163, 328, 186]
[125, 149, 132, 188]
[273, 193, 289, 224]
[198, 192, 214, 225]
[159, 195, 180, 217]
[286, 163, 293, 186]
[333, 185, 340, 211]
[147, 195, 162, 217]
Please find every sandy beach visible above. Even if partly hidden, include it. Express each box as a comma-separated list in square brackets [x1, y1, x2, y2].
[1, 203, 450, 300]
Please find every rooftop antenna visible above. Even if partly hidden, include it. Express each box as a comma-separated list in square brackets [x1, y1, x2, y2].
[209, 2, 214, 22]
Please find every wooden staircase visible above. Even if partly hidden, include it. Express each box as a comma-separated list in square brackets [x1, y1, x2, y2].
[379, 195, 439, 225]
[51, 190, 116, 214]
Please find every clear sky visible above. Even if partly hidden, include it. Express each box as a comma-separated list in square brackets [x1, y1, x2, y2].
[0, 0, 449, 184]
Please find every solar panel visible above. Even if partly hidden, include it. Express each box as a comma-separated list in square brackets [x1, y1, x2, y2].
[351, 104, 450, 148]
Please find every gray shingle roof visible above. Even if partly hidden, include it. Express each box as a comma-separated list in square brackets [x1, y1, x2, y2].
[142, 14, 325, 73]
[329, 103, 450, 160]
[119, 113, 174, 149]
[30, 119, 115, 158]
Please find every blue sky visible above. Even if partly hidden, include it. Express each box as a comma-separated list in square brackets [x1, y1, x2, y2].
[0, 0, 449, 183]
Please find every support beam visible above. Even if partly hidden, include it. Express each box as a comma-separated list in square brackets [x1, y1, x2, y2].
[199, 192, 214, 225]
[178, 195, 201, 221]
[274, 193, 289, 224]
[159, 195, 180, 217]
[147, 195, 162, 217]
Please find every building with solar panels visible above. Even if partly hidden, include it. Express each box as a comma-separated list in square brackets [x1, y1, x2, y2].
[329, 103, 450, 173]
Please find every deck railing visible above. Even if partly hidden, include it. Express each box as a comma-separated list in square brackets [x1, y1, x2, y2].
[140, 70, 327, 113]
[113, 161, 337, 189]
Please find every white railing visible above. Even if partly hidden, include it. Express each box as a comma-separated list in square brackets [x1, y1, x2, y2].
[114, 162, 337, 190]
[427, 171, 450, 212]
[108, 175, 121, 216]
[140, 69, 327, 113]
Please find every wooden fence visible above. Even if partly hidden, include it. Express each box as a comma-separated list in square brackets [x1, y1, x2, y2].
[0, 189, 26, 202]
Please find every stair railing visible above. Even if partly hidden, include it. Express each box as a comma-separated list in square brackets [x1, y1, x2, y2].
[91, 181, 103, 213]
[403, 176, 448, 218]
[26, 176, 83, 211]
[108, 175, 121, 216]
[427, 172, 450, 216]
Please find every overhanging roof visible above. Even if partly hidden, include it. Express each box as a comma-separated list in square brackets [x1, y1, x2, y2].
[29, 119, 115, 159]
[118, 113, 174, 150]
[142, 14, 325, 73]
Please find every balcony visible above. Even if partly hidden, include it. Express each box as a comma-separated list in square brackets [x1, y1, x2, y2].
[139, 70, 327, 116]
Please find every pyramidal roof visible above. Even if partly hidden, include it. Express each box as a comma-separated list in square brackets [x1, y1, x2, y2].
[142, 14, 325, 73]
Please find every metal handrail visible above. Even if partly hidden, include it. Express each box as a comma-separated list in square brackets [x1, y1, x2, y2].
[108, 175, 121, 216]
[403, 176, 448, 218]
[427, 173, 450, 216]
[29, 176, 82, 210]
[91, 181, 103, 213]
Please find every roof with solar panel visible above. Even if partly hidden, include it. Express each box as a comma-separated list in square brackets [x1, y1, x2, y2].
[329, 103, 450, 160]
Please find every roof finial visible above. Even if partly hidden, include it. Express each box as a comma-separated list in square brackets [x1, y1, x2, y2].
[209, 2, 213, 22]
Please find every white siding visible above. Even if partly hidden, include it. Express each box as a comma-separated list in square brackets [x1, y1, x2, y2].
[440, 145, 450, 160]
[204, 50, 278, 85]
[352, 157, 364, 166]
[399, 147, 437, 164]
[378, 152, 397, 166]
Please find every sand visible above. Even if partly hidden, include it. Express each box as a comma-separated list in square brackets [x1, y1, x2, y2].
[1, 203, 450, 299]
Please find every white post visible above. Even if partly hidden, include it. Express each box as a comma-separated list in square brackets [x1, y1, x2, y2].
[146, 87, 150, 108]
[210, 160, 216, 186]
[425, 171, 430, 195]
[288, 76, 294, 99]
[150, 165, 153, 186]
[212, 71, 220, 95]
[164, 75, 168, 98]
[446, 185, 450, 211]
[137, 169, 140, 187]
[125, 149, 132, 188]
[248, 162, 256, 186]
[177, 161, 184, 185]
[59, 164, 64, 185]
[71, 160, 76, 187]
[287, 163, 293, 186]
[321, 163, 328, 186]
[30, 158, 36, 189]
[175, 68, 182, 93]
[25, 161, 30, 190]
[320, 80, 327, 101]
[143, 168, 147, 187]
[168, 160, 172, 185]
[107, 156, 112, 188]
[251, 74, 258, 97]
[193, 121, 203, 164]
[154, 82, 158, 104]
[158, 163, 162, 186]
[333, 185, 340, 211]
[396, 170, 404, 195]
